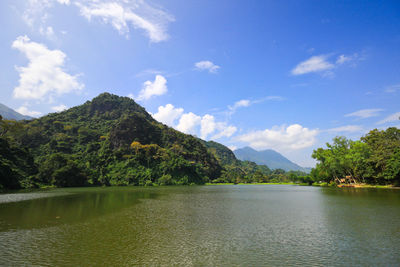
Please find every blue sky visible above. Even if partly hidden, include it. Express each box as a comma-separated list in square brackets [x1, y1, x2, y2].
[1, 0, 400, 167]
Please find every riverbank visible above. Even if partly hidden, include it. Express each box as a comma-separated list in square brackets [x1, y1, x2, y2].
[336, 184, 399, 189]
[205, 182, 400, 189]
[205, 182, 296, 186]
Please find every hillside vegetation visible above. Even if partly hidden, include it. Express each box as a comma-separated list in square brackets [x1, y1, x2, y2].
[1, 93, 307, 190]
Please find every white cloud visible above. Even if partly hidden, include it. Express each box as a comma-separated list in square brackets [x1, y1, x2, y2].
[233, 99, 250, 109]
[39, 26, 55, 39]
[228, 145, 237, 151]
[12, 35, 84, 100]
[16, 106, 42, 117]
[152, 104, 183, 127]
[385, 84, 400, 93]
[57, 0, 70, 5]
[336, 52, 364, 66]
[20, 0, 173, 42]
[194, 61, 220, 73]
[152, 104, 236, 139]
[137, 75, 167, 101]
[176, 112, 201, 135]
[200, 114, 217, 139]
[326, 125, 364, 133]
[336, 54, 351, 64]
[377, 112, 400, 125]
[199, 114, 237, 139]
[292, 53, 362, 76]
[237, 124, 318, 151]
[76, 1, 174, 42]
[227, 96, 284, 116]
[22, 0, 52, 28]
[263, 96, 285, 101]
[227, 99, 250, 115]
[135, 69, 163, 78]
[51, 104, 68, 112]
[291, 55, 334, 75]
[21, 0, 61, 40]
[211, 125, 237, 139]
[344, 108, 383, 119]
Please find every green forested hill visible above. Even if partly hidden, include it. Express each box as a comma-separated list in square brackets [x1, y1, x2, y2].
[0, 93, 312, 190]
[201, 140, 238, 166]
[1, 93, 222, 188]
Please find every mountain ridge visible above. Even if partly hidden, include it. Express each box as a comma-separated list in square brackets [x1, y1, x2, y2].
[0, 103, 32, 120]
[234, 146, 309, 172]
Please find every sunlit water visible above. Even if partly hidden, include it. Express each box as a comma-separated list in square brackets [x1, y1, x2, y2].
[1, 185, 399, 266]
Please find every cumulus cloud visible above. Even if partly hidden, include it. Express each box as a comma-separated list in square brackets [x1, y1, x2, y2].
[377, 112, 400, 125]
[344, 108, 383, 119]
[16, 106, 42, 117]
[237, 124, 318, 151]
[291, 55, 334, 75]
[76, 0, 174, 42]
[152, 104, 183, 127]
[194, 61, 220, 73]
[200, 114, 217, 139]
[51, 104, 68, 112]
[152, 104, 236, 139]
[12, 35, 84, 101]
[137, 75, 167, 101]
[211, 125, 237, 139]
[200, 114, 237, 139]
[176, 112, 202, 135]
[325, 125, 364, 133]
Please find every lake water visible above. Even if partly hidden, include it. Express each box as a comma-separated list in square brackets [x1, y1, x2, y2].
[1, 185, 400, 266]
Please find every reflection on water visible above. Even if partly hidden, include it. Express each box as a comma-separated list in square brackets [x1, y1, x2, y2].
[0, 187, 158, 231]
[318, 187, 400, 266]
[0, 185, 399, 266]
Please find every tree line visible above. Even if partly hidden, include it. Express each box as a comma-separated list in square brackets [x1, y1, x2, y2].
[311, 127, 400, 186]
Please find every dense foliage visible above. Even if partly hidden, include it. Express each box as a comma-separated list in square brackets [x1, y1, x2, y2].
[202, 140, 309, 184]
[312, 127, 400, 186]
[6, 93, 392, 190]
[0, 93, 224, 189]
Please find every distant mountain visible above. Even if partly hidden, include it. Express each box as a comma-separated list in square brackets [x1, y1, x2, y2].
[0, 103, 32, 120]
[234, 147, 308, 172]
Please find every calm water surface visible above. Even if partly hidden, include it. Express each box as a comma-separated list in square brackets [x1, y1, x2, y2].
[1, 185, 400, 266]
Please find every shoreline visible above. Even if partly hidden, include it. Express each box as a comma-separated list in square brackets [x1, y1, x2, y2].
[2, 182, 399, 194]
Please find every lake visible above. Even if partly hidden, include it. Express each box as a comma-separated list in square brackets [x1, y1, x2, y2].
[1, 185, 400, 266]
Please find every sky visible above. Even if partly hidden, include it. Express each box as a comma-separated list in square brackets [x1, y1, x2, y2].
[1, 0, 400, 167]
